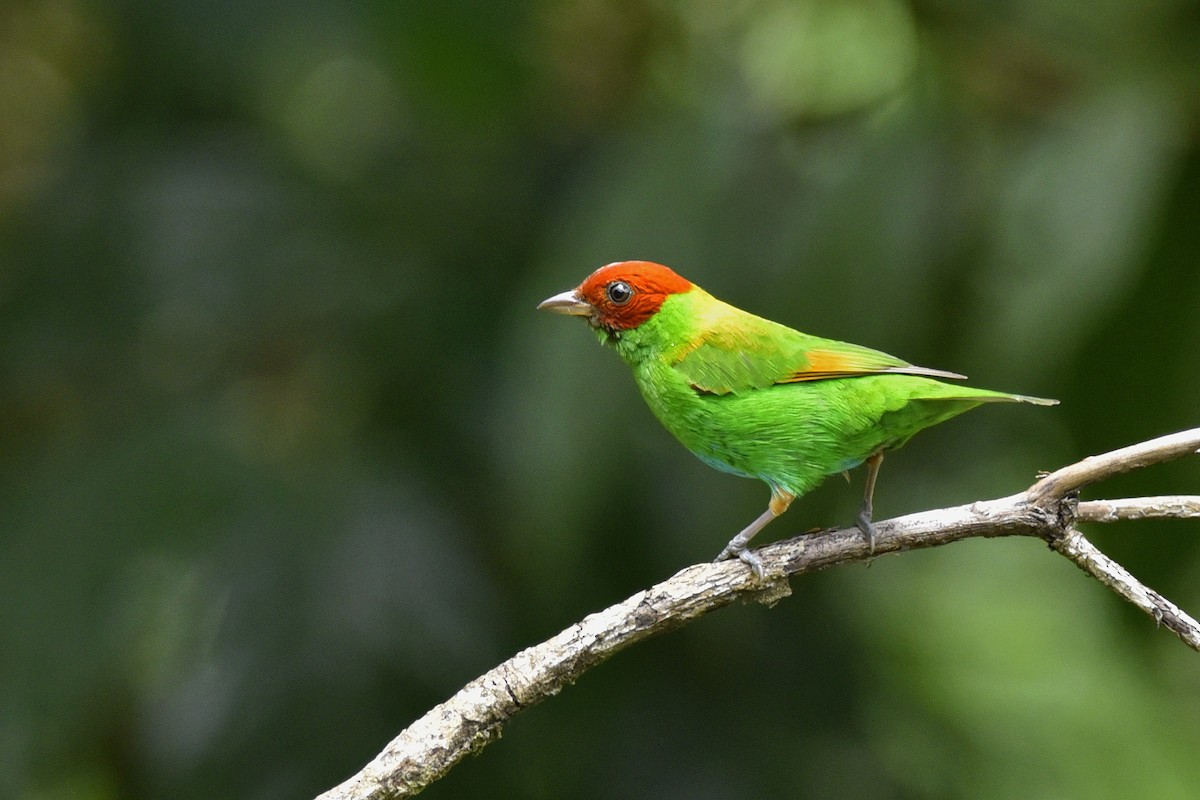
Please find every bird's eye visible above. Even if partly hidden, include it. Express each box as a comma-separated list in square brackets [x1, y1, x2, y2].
[606, 280, 633, 306]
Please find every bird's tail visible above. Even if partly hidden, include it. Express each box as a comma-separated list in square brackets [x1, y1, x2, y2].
[1004, 392, 1059, 406]
[943, 388, 1059, 406]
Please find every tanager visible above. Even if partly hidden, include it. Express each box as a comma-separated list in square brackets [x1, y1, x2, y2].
[538, 261, 1056, 576]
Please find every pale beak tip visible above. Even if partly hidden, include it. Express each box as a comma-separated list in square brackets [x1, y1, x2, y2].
[537, 289, 592, 316]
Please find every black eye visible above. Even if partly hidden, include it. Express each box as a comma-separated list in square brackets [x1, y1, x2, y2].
[606, 280, 633, 305]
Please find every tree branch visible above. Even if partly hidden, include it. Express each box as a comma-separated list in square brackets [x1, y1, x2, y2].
[1078, 496, 1200, 522]
[1047, 526, 1200, 649]
[1027, 428, 1200, 501]
[315, 428, 1200, 800]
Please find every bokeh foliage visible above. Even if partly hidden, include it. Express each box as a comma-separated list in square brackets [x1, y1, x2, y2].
[2, 0, 1199, 798]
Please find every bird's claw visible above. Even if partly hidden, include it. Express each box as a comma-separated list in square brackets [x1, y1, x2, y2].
[856, 511, 877, 555]
[714, 545, 766, 581]
[738, 549, 766, 580]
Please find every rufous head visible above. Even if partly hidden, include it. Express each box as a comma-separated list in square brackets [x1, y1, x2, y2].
[537, 261, 693, 333]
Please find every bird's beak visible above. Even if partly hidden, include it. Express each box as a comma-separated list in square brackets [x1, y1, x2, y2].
[537, 289, 592, 317]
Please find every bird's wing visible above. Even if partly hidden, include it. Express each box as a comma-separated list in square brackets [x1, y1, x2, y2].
[671, 315, 964, 396]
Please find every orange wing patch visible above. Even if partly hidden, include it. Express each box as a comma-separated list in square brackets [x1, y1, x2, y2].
[779, 348, 966, 384]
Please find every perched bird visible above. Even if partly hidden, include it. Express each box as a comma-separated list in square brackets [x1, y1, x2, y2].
[538, 261, 1057, 577]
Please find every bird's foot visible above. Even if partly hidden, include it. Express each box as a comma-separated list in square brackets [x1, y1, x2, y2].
[856, 510, 877, 555]
[714, 544, 765, 581]
[715, 504, 783, 581]
[737, 549, 766, 580]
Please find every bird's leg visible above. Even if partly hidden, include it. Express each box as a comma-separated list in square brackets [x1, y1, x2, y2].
[856, 452, 884, 554]
[715, 489, 795, 579]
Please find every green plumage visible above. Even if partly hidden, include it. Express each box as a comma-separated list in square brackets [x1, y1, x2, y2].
[540, 261, 1055, 570]
[607, 286, 1052, 503]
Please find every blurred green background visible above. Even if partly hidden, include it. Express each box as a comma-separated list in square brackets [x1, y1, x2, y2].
[3, 0, 1199, 798]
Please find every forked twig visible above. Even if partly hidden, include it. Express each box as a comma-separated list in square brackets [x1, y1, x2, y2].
[316, 428, 1200, 800]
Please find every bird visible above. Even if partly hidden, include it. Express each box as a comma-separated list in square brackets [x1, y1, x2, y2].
[538, 261, 1057, 578]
